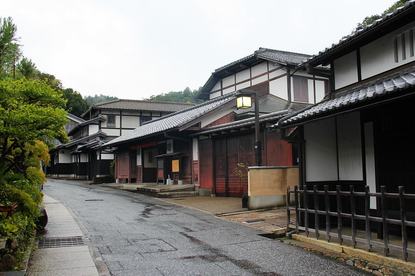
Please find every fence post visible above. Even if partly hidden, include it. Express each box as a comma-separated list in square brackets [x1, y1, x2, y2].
[313, 185, 319, 240]
[294, 186, 299, 233]
[336, 185, 343, 245]
[381, 186, 389, 256]
[350, 185, 356, 248]
[304, 185, 309, 237]
[399, 186, 408, 261]
[324, 185, 330, 242]
[286, 187, 290, 232]
[364, 186, 372, 251]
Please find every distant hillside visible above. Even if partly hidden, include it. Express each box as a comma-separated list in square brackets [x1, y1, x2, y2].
[84, 94, 118, 106]
[148, 87, 204, 104]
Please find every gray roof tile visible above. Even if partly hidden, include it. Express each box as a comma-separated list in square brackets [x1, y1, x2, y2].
[279, 68, 415, 126]
[93, 99, 193, 112]
[105, 93, 235, 146]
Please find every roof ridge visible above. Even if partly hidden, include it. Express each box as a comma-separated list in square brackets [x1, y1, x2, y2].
[256, 47, 312, 57]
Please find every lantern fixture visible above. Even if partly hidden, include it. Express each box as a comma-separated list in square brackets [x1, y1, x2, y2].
[236, 95, 252, 109]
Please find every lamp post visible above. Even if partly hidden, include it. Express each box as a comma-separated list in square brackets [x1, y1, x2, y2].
[236, 91, 261, 166]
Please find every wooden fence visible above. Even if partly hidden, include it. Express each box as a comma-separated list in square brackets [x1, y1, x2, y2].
[286, 185, 415, 261]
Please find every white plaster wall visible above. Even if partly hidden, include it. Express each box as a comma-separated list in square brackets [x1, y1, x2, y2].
[251, 62, 267, 77]
[223, 86, 235, 94]
[136, 149, 142, 166]
[211, 81, 221, 92]
[101, 153, 114, 160]
[337, 112, 363, 181]
[304, 118, 338, 182]
[102, 128, 121, 136]
[251, 75, 268, 85]
[121, 129, 134, 136]
[122, 116, 140, 128]
[222, 75, 235, 87]
[236, 69, 250, 82]
[192, 138, 199, 161]
[307, 79, 315, 104]
[269, 68, 285, 79]
[80, 153, 88, 162]
[59, 150, 72, 163]
[89, 124, 99, 135]
[334, 51, 358, 89]
[315, 80, 326, 103]
[236, 81, 250, 90]
[361, 23, 415, 80]
[364, 122, 377, 209]
[269, 76, 288, 100]
[209, 91, 221, 99]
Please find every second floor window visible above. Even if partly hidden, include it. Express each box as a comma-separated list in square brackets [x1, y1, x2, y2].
[107, 115, 116, 128]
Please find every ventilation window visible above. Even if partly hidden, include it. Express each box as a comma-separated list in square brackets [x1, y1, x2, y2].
[394, 37, 399, 63]
[402, 33, 406, 60]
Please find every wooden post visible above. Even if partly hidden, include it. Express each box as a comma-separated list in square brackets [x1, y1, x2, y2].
[336, 185, 343, 245]
[304, 186, 309, 237]
[294, 186, 299, 232]
[350, 185, 356, 248]
[286, 187, 291, 231]
[364, 186, 372, 251]
[324, 185, 330, 242]
[313, 185, 319, 240]
[399, 186, 408, 261]
[381, 186, 389, 256]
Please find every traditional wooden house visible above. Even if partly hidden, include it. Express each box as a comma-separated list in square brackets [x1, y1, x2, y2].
[280, 1, 415, 259]
[48, 100, 192, 181]
[194, 48, 329, 197]
[106, 48, 329, 198]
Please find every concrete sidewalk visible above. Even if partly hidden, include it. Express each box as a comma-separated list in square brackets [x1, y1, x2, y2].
[27, 195, 100, 276]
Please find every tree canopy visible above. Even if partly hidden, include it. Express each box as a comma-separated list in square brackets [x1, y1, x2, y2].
[148, 87, 203, 104]
[358, 0, 409, 28]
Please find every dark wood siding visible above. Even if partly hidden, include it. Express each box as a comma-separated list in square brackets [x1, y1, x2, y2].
[199, 139, 214, 190]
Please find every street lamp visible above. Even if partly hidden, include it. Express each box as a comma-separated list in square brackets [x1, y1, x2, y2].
[236, 91, 261, 166]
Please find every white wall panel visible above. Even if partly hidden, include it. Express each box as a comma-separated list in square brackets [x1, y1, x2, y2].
[192, 138, 199, 161]
[122, 116, 140, 128]
[80, 153, 88, 162]
[337, 112, 363, 181]
[307, 79, 315, 104]
[269, 76, 288, 100]
[223, 86, 235, 94]
[121, 129, 134, 136]
[269, 68, 285, 79]
[136, 149, 142, 166]
[211, 81, 221, 92]
[101, 153, 114, 160]
[236, 81, 250, 90]
[209, 91, 221, 99]
[315, 80, 326, 103]
[59, 150, 72, 163]
[305, 118, 338, 181]
[89, 124, 99, 135]
[334, 51, 358, 89]
[102, 128, 120, 136]
[222, 75, 235, 87]
[251, 75, 268, 85]
[364, 122, 377, 209]
[251, 62, 267, 77]
[236, 69, 250, 82]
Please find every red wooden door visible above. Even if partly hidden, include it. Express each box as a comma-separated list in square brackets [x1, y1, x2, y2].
[199, 139, 213, 190]
[227, 136, 242, 197]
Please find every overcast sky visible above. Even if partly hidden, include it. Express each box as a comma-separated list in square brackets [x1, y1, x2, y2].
[2, 0, 396, 99]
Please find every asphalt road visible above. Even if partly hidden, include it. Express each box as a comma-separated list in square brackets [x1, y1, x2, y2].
[44, 179, 363, 276]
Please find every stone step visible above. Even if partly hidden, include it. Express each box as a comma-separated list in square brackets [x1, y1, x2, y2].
[137, 184, 195, 194]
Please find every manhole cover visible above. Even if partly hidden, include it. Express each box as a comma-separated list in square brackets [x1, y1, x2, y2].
[38, 236, 84, 248]
[85, 199, 104, 201]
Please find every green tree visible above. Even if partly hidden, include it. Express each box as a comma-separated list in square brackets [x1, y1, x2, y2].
[0, 17, 20, 78]
[358, 0, 409, 27]
[16, 57, 37, 79]
[0, 79, 67, 183]
[84, 94, 118, 106]
[62, 88, 89, 116]
[148, 87, 203, 103]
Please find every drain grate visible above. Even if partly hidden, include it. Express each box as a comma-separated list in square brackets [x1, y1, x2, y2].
[38, 236, 84, 248]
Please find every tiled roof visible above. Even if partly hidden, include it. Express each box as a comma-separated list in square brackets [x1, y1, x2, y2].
[301, 0, 415, 66]
[105, 93, 236, 146]
[255, 48, 311, 66]
[67, 113, 85, 124]
[67, 115, 105, 136]
[195, 110, 288, 136]
[56, 131, 107, 149]
[279, 68, 415, 126]
[81, 99, 193, 117]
